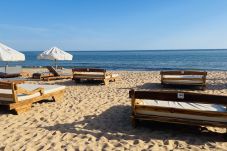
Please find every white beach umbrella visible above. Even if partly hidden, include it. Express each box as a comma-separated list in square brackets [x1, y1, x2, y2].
[37, 47, 73, 68]
[0, 42, 25, 72]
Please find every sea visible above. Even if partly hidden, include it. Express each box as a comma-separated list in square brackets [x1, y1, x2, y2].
[1, 49, 227, 71]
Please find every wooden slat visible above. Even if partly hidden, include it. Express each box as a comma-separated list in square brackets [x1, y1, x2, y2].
[129, 90, 227, 105]
[160, 70, 207, 76]
[162, 83, 204, 86]
[0, 93, 13, 98]
[135, 105, 227, 117]
[72, 68, 106, 72]
[0, 81, 13, 89]
[0, 100, 14, 105]
[133, 114, 227, 128]
[73, 75, 105, 79]
[163, 78, 203, 81]
[46, 66, 59, 76]
[73, 77, 104, 80]
[74, 74, 104, 77]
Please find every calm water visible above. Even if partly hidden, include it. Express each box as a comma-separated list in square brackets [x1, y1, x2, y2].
[1, 50, 227, 71]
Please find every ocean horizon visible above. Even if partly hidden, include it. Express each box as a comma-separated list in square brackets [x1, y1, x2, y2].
[1, 49, 227, 71]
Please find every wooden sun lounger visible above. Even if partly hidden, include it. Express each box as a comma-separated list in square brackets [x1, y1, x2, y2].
[72, 68, 118, 85]
[0, 66, 24, 78]
[160, 70, 207, 90]
[32, 72, 54, 80]
[129, 89, 227, 135]
[0, 81, 65, 114]
[33, 66, 72, 81]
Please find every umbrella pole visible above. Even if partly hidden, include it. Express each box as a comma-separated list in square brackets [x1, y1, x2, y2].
[5, 62, 8, 73]
[55, 59, 57, 69]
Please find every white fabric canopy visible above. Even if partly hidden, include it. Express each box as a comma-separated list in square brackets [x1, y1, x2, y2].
[37, 47, 73, 61]
[0, 42, 25, 61]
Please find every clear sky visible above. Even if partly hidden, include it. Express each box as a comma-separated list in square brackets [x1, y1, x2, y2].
[0, 0, 227, 51]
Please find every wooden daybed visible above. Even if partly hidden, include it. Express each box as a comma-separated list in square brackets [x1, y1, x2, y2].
[72, 68, 119, 85]
[32, 66, 72, 81]
[0, 81, 65, 114]
[160, 70, 207, 90]
[129, 89, 227, 133]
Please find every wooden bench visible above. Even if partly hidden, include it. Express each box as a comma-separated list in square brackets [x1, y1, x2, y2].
[0, 81, 65, 114]
[72, 68, 118, 85]
[160, 70, 207, 90]
[129, 89, 227, 135]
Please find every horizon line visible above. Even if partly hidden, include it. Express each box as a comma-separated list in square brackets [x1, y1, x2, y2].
[21, 48, 227, 52]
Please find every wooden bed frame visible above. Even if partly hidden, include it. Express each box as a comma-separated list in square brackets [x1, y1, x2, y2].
[160, 70, 207, 90]
[0, 81, 64, 114]
[129, 89, 227, 133]
[72, 68, 117, 85]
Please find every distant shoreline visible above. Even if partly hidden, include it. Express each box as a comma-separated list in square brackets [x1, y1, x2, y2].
[22, 66, 227, 71]
[21, 49, 227, 52]
[2, 50, 227, 71]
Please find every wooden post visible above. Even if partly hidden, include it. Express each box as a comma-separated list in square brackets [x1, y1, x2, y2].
[14, 103, 32, 114]
[130, 89, 137, 128]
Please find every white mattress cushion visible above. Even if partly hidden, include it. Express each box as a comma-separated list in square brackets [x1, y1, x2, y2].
[135, 99, 227, 122]
[0, 84, 65, 102]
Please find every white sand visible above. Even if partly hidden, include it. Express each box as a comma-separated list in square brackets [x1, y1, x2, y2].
[0, 69, 227, 150]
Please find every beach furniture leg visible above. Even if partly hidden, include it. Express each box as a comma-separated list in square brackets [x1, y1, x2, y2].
[104, 79, 109, 85]
[74, 78, 81, 83]
[131, 117, 137, 128]
[52, 93, 64, 102]
[224, 129, 227, 139]
[202, 85, 206, 90]
[14, 103, 32, 114]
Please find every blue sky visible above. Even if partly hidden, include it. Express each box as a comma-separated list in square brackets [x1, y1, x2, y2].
[0, 0, 227, 51]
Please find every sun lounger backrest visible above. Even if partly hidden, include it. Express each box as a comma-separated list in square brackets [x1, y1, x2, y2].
[160, 70, 207, 87]
[129, 89, 227, 106]
[0, 81, 17, 102]
[46, 66, 60, 76]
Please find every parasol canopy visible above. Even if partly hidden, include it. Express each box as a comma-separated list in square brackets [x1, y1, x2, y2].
[0, 42, 25, 61]
[37, 47, 73, 68]
[37, 47, 73, 61]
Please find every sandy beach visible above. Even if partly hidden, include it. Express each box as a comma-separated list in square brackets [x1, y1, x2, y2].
[1, 68, 227, 150]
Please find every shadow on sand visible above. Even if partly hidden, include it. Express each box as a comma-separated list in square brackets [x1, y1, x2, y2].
[42, 105, 226, 144]
[53, 79, 106, 86]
